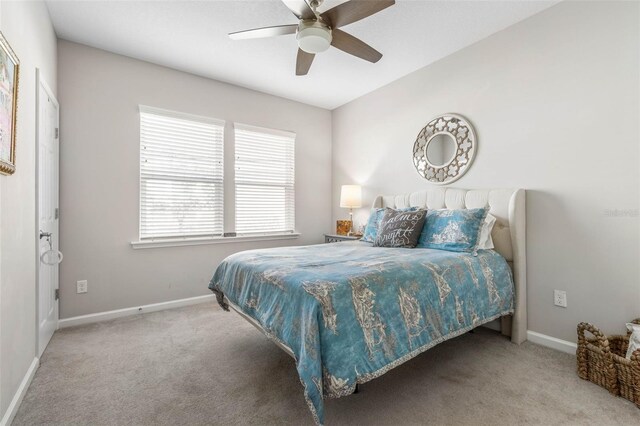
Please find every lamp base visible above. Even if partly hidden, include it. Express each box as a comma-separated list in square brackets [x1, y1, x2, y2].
[349, 210, 354, 235]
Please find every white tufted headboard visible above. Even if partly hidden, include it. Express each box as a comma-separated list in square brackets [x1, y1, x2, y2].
[372, 188, 526, 344]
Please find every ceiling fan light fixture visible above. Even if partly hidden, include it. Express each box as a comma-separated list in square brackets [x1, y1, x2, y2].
[297, 22, 332, 54]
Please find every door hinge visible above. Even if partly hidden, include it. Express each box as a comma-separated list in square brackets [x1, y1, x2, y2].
[55, 207, 59, 219]
[55, 128, 59, 139]
[55, 289, 60, 301]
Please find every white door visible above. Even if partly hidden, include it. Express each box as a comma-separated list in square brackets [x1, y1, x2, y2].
[37, 70, 60, 357]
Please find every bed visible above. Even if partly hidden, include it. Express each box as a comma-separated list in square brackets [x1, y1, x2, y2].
[209, 188, 526, 425]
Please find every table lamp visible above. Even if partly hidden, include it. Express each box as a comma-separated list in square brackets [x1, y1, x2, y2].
[340, 185, 362, 236]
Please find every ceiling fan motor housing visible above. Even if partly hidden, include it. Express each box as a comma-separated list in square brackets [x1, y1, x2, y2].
[297, 20, 332, 54]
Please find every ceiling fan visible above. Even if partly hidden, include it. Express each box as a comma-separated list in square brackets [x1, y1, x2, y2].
[229, 0, 395, 75]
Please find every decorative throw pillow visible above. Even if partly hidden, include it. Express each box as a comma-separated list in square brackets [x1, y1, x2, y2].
[477, 213, 497, 250]
[373, 208, 427, 248]
[361, 207, 418, 243]
[361, 208, 384, 243]
[416, 208, 488, 252]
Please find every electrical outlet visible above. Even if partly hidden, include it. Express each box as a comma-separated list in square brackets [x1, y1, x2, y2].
[77, 280, 88, 294]
[554, 290, 567, 308]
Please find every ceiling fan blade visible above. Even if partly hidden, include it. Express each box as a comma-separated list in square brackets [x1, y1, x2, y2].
[229, 24, 297, 40]
[331, 29, 382, 63]
[322, 0, 395, 28]
[296, 48, 315, 75]
[281, 0, 316, 20]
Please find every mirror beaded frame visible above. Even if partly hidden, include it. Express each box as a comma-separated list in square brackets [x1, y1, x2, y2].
[412, 113, 477, 185]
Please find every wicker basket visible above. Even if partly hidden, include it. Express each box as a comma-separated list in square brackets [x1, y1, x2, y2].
[577, 319, 640, 407]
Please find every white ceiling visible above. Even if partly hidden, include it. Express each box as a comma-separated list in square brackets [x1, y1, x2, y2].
[45, 0, 557, 110]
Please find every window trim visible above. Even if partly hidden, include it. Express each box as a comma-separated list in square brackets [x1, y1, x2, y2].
[130, 232, 301, 249]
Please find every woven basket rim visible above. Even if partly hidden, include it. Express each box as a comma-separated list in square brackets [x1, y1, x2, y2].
[611, 352, 634, 365]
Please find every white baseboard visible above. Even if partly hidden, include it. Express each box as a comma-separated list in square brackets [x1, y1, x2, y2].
[527, 330, 577, 355]
[58, 294, 215, 329]
[1, 357, 39, 426]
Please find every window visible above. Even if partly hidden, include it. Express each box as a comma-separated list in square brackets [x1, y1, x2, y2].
[134, 108, 299, 248]
[234, 124, 295, 235]
[139, 106, 224, 240]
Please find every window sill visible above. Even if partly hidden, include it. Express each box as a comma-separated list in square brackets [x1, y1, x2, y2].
[130, 233, 301, 250]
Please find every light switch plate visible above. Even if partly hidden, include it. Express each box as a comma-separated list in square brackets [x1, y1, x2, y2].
[77, 280, 88, 294]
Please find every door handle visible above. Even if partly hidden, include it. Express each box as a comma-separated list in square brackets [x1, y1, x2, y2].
[39, 230, 63, 265]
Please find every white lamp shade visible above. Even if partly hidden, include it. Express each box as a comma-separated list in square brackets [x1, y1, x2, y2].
[340, 185, 362, 208]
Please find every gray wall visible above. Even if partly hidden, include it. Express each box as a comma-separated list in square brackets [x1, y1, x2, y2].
[332, 1, 640, 343]
[0, 0, 57, 418]
[57, 41, 332, 319]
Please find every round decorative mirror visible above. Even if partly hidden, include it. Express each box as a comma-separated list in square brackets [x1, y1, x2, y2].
[413, 114, 477, 185]
[425, 133, 457, 167]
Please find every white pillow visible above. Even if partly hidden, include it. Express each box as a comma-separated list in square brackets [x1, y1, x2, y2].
[626, 323, 640, 359]
[477, 213, 496, 250]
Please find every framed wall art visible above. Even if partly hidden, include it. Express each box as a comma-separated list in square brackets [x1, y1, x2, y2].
[0, 31, 19, 175]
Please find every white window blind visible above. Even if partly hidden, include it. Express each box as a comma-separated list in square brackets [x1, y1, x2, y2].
[139, 106, 225, 240]
[234, 124, 295, 235]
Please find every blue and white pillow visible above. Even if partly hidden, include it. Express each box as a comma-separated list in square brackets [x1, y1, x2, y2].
[361, 207, 417, 243]
[416, 208, 488, 252]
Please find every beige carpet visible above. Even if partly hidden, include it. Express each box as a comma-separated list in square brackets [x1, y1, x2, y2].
[13, 302, 640, 425]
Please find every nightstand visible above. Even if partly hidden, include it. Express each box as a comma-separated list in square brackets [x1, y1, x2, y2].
[324, 234, 361, 243]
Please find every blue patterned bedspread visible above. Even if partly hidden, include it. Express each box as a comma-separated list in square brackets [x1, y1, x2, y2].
[209, 241, 514, 425]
